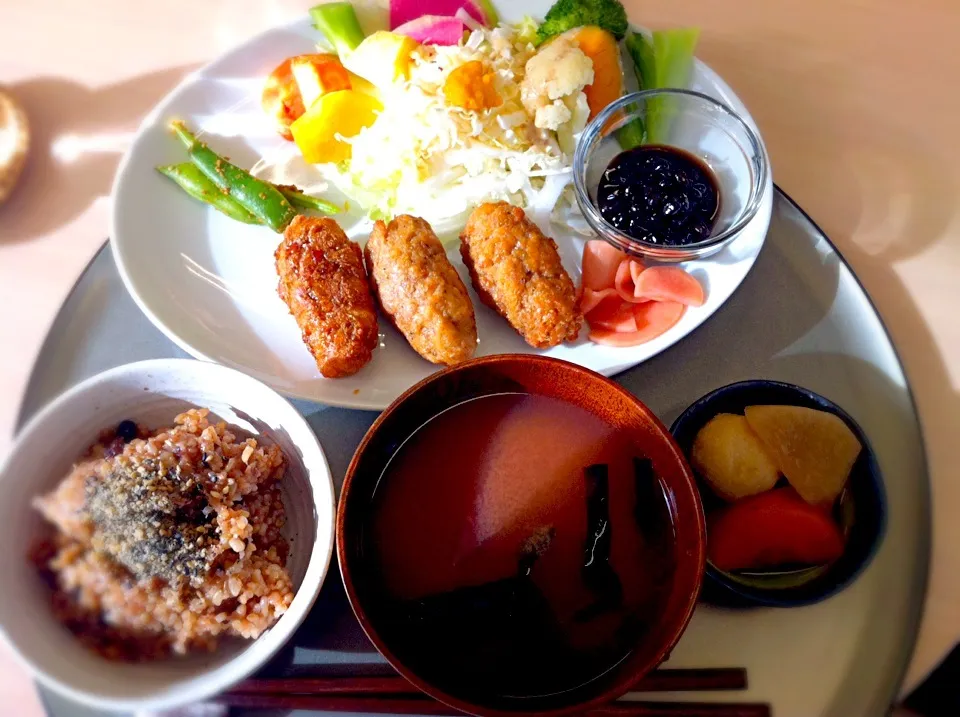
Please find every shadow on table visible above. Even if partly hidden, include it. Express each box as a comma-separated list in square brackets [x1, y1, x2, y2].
[0, 66, 197, 245]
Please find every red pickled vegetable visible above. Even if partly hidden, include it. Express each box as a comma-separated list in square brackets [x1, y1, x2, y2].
[708, 487, 844, 572]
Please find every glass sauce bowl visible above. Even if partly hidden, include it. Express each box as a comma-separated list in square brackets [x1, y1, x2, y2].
[573, 89, 769, 262]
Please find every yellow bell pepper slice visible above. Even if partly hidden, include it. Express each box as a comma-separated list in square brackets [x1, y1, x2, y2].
[346, 71, 380, 100]
[290, 90, 383, 164]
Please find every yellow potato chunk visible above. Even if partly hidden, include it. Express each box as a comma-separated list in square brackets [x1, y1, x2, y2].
[691, 413, 780, 501]
[744, 405, 862, 506]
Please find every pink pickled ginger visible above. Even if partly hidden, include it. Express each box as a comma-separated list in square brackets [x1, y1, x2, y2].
[579, 240, 704, 347]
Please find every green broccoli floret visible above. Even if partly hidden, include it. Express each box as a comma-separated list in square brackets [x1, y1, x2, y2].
[535, 0, 629, 45]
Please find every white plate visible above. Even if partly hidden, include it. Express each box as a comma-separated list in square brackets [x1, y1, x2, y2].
[111, 1, 774, 410]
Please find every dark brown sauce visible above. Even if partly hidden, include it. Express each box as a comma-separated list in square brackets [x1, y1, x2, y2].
[597, 145, 720, 246]
[364, 393, 676, 701]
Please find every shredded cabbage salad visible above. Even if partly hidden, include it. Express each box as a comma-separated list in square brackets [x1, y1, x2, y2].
[260, 23, 590, 237]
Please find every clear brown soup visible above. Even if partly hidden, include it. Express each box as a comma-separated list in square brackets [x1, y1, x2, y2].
[365, 393, 677, 699]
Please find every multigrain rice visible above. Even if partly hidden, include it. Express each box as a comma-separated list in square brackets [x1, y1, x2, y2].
[31, 409, 294, 661]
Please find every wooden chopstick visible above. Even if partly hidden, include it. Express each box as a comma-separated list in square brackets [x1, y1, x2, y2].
[221, 668, 767, 716]
[219, 694, 456, 714]
[630, 668, 748, 692]
[588, 704, 770, 717]
[230, 668, 748, 696]
[218, 693, 771, 717]
[231, 675, 420, 696]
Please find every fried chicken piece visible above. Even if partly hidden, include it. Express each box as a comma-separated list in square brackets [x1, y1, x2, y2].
[366, 215, 477, 366]
[275, 216, 378, 378]
[460, 202, 582, 348]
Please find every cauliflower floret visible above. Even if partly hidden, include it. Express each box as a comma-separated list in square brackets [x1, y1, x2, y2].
[535, 99, 572, 129]
[520, 36, 594, 131]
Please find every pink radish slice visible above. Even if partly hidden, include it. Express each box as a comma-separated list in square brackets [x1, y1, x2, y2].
[588, 301, 686, 346]
[634, 266, 705, 307]
[580, 287, 620, 315]
[581, 240, 625, 291]
[390, 0, 485, 30]
[393, 15, 466, 44]
[614, 258, 647, 302]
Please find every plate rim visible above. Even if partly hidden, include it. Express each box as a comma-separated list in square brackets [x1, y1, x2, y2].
[107, 14, 773, 411]
[772, 189, 932, 710]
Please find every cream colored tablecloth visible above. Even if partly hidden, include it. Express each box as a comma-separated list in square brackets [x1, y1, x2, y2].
[2, 1, 958, 713]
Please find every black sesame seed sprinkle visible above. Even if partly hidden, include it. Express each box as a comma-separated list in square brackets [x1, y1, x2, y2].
[86, 459, 217, 584]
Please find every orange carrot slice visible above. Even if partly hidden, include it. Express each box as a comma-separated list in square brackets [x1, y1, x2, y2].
[262, 54, 352, 141]
[708, 487, 845, 572]
[560, 26, 625, 120]
[262, 58, 304, 141]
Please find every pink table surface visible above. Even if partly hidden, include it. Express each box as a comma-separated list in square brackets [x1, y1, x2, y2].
[2, 1, 958, 714]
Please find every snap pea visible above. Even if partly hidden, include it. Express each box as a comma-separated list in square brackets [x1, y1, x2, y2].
[170, 120, 297, 232]
[157, 163, 259, 224]
[158, 163, 340, 223]
[276, 185, 340, 215]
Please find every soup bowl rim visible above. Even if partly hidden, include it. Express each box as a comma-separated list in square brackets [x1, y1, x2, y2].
[337, 354, 706, 717]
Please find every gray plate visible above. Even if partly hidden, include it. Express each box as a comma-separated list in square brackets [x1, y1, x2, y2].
[18, 189, 929, 717]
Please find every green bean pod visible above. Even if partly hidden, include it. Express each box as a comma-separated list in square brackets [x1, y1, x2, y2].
[157, 163, 260, 224]
[170, 120, 297, 233]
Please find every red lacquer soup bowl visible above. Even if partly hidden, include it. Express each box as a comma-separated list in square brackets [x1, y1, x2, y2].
[338, 355, 706, 717]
